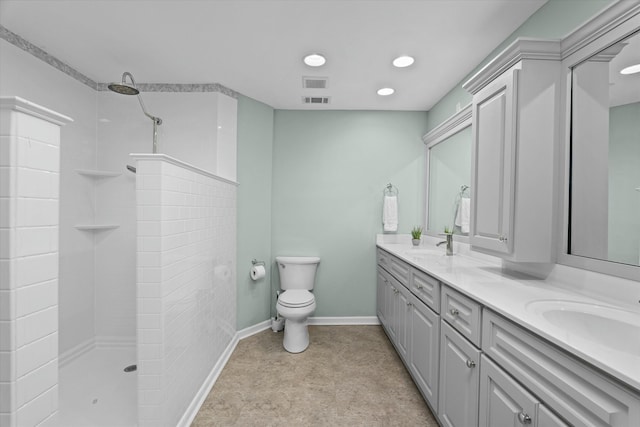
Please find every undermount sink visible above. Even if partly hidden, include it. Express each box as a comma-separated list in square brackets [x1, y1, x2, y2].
[526, 300, 640, 356]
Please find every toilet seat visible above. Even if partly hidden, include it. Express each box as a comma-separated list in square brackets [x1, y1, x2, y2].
[278, 290, 315, 308]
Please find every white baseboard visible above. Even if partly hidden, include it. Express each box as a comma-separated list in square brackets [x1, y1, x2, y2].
[308, 316, 380, 325]
[177, 334, 240, 427]
[236, 319, 272, 339]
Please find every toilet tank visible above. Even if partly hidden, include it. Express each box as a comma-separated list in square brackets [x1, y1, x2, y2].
[276, 256, 320, 290]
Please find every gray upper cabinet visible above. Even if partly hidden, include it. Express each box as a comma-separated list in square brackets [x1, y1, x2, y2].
[463, 39, 562, 263]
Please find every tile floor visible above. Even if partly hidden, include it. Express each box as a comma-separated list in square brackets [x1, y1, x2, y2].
[192, 325, 439, 426]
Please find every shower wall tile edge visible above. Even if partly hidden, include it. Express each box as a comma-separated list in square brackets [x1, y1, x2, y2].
[0, 25, 239, 98]
[0, 97, 72, 427]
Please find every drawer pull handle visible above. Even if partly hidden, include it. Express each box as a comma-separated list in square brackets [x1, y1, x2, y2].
[449, 308, 459, 316]
[406, 302, 413, 307]
[416, 284, 423, 290]
[466, 359, 476, 369]
[517, 412, 531, 425]
[499, 235, 509, 243]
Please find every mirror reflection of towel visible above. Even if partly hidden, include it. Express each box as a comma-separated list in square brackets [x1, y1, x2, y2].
[455, 198, 471, 233]
[383, 196, 398, 232]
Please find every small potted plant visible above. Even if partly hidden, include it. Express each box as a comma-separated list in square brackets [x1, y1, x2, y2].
[411, 226, 423, 246]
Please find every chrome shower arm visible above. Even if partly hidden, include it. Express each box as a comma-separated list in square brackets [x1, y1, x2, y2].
[121, 72, 162, 153]
[121, 72, 162, 125]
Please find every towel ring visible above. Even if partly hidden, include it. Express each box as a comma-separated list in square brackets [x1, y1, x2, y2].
[384, 183, 399, 196]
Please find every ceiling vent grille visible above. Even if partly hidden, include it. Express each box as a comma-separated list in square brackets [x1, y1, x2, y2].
[303, 77, 328, 89]
[302, 96, 331, 105]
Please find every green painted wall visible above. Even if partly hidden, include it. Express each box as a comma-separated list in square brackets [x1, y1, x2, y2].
[608, 102, 640, 265]
[271, 110, 427, 317]
[236, 95, 275, 330]
[426, 0, 616, 132]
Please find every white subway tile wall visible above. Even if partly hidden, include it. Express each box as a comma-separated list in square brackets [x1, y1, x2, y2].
[136, 157, 236, 427]
[0, 99, 70, 427]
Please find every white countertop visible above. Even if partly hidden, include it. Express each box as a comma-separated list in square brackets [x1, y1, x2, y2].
[376, 235, 640, 393]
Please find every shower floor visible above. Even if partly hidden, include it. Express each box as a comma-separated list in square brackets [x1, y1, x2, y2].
[58, 346, 137, 427]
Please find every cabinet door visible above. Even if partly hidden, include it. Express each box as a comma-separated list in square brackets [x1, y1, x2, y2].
[479, 355, 538, 427]
[376, 267, 387, 326]
[439, 320, 481, 427]
[396, 285, 410, 361]
[470, 68, 518, 254]
[408, 293, 440, 411]
[384, 277, 398, 342]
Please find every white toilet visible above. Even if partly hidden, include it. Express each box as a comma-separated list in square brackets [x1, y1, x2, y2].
[275, 256, 320, 353]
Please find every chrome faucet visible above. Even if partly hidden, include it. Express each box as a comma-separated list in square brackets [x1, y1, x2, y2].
[437, 235, 454, 256]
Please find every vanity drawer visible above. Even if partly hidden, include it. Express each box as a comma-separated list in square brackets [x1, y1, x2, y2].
[377, 248, 391, 271]
[483, 310, 640, 427]
[441, 285, 482, 347]
[388, 254, 411, 286]
[411, 268, 440, 313]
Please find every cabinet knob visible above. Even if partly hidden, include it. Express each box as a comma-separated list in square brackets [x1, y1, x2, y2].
[393, 288, 399, 294]
[499, 235, 509, 243]
[466, 359, 476, 369]
[517, 412, 532, 425]
[449, 308, 460, 316]
[406, 302, 413, 307]
[416, 284, 423, 290]
[383, 278, 388, 283]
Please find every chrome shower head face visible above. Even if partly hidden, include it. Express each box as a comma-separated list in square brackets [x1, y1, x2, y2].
[108, 72, 139, 95]
[108, 82, 139, 95]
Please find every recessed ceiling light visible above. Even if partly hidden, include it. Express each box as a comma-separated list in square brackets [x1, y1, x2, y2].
[377, 88, 395, 96]
[393, 56, 415, 68]
[620, 63, 640, 75]
[303, 53, 326, 67]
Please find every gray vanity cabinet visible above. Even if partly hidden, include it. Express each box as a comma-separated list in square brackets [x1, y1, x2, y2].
[483, 310, 640, 427]
[439, 320, 481, 427]
[408, 291, 440, 411]
[479, 354, 568, 427]
[376, 249, 441, 414]
[438, 285, 483, 427]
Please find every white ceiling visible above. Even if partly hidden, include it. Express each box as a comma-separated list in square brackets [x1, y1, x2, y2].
[0, 0, 548, 111]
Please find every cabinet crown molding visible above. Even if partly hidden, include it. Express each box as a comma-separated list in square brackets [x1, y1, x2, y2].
[422, 103, 471, 145]
[462, 38, 561, 95]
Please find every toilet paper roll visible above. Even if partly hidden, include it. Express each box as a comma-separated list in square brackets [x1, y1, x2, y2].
[251, 265, 266, 281]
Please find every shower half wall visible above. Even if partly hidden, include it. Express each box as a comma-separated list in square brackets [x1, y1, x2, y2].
[134, 154, 236, 426]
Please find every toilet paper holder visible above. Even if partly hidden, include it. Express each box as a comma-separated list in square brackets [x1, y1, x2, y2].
[251, 259, 265, 267]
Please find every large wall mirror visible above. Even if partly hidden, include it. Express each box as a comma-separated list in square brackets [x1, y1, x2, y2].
[423, 105, 472, 237]
[567, 13, 640, 273]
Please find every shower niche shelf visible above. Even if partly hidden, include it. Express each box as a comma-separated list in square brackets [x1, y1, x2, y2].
[74, 224, 120, 231]
[76, 169, 121, 178]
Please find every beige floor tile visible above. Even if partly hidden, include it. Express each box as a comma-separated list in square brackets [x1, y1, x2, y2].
[191, 325, 438, 426]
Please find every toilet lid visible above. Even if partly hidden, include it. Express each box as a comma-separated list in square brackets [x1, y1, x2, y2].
[278, 290, 314, 308]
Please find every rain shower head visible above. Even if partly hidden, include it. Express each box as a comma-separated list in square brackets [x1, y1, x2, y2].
[108, 82, 139, 95]
[108, 71, 163, 153]
[108, 72, 140, 95]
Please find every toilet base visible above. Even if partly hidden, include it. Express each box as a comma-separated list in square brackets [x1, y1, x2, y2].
[282, 318, 310, 353]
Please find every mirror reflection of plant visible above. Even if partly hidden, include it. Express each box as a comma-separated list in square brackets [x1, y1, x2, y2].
[444, 226, 453, 235]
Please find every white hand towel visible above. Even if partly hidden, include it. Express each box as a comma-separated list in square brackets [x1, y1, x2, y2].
[455, 198, 471, 234]
[383, 195, 398, 232]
